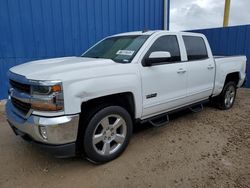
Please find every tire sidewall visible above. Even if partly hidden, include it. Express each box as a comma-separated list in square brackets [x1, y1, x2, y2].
[83, 106, 133, 163]
[220, 81, 237, 110]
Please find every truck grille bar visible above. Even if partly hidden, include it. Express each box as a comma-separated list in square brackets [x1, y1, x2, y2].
[11, 97, 31, 115]
[10, 79, 31, 94]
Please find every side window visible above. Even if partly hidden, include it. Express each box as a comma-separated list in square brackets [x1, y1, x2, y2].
[146, 35, 181, 63]
[183, 36, 208, 61]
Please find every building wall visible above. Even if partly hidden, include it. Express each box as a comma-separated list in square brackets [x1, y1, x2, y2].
[191, 25, 250, 87]
[0, 0, 165, 99]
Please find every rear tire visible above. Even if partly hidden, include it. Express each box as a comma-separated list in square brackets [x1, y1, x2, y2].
[214, 81, 237, 110]
[82, 106, 133, 164]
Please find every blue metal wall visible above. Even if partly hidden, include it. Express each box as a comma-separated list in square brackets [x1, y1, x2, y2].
[191, 25, 250, 87]
[0, 0, 165, 99]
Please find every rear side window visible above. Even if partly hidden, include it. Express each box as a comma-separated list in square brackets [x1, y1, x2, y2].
[183, 36, 208, 61]
[146, 35, 181, 62]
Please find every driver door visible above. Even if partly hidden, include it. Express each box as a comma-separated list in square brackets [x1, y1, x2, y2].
[140, 35, 188, 118]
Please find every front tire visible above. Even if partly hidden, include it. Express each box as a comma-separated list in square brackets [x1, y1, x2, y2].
[83, 106, 133, 164]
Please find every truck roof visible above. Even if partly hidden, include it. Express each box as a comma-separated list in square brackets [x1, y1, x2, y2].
[113, 30, 204, 37]
[113, 30, 203, 37]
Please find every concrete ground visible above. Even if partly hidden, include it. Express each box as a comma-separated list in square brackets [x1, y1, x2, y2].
[0, 89, 249, 188]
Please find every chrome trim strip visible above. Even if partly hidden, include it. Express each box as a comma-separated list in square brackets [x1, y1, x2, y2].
[10, 89, 57, 104]
[8, 71, 62, 86]
[9, 89, 33, 119]
[10, 89, 31, 103]
[8, 71, 29, 85]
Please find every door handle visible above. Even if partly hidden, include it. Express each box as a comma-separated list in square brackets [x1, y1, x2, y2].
[177, 68, 186, 74]
[207, 65, 214, 70]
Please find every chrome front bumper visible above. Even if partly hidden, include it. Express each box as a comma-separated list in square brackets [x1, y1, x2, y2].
[6, 100, 79, 145]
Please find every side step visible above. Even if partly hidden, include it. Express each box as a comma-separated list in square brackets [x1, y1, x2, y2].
[189, 104, 203, 113]
[149, 114, 169, 127]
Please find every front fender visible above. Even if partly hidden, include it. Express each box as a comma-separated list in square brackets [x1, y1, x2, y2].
[63, 74, 142, 119]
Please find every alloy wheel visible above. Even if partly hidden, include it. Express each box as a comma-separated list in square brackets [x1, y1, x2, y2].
[224, 85, 235, 108]
[92, 114, 127, 156]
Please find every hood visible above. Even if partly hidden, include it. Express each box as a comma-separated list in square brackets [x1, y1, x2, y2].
[10, 57, 118, 81]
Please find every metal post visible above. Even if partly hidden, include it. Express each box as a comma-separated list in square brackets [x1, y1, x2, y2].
[164, 0, 170, 30]
[223, 0, 231, 27]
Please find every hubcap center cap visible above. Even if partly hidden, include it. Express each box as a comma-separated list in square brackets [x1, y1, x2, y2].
[105, 130, 112, 137]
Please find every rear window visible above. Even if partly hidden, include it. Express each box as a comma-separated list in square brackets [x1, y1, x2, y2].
[183, 36, 208, 61]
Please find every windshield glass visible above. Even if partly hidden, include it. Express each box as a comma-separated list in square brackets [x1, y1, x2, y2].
[82, 35, 149, 63]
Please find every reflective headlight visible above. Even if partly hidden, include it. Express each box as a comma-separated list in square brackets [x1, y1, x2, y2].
[31, 83, 64, 111]
[32, 85, 62, 95]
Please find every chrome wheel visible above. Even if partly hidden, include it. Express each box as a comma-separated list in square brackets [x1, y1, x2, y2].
[224, 85, 235, 108]
[92, 114, 127, 156]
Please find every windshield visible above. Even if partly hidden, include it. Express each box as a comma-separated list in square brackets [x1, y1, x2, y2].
[82, 35, 149, 63]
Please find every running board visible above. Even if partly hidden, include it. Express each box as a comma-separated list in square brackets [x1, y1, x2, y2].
[139, 99, 209, 126]
[149, 114, 169, 127]
[189, 104, 203, 113]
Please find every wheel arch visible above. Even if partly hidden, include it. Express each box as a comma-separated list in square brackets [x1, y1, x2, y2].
[80, 92, 136, 120]
[76, 92, 136, 155]
[224, 72, 240, 86]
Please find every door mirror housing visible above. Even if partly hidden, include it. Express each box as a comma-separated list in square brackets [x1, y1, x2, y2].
[144, 51, 171, 66]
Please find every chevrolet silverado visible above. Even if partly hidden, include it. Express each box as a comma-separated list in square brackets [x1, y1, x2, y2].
[6, 31, 247, 163]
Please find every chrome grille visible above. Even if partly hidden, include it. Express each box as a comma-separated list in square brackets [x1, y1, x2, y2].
[11, 97, 31, 115]
[9, 79, 30, 93]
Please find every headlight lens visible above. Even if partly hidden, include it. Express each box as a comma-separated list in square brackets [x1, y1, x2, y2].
[32, 85, 62, 95]
[31, 83, 64, 111]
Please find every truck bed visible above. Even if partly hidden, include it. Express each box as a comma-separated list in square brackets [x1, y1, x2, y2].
[212, 55, 247, 96]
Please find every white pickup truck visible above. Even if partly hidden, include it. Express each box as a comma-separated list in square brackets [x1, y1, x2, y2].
[6, 31, 247, 163]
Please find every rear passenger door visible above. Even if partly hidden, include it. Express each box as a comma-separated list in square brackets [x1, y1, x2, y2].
[182, 35, 215, 101]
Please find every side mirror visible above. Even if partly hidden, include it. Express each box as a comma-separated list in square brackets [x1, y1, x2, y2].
[144, 51, 171, 66]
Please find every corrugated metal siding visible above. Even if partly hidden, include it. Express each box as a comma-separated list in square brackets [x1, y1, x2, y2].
[0, 0, 164, 99]
[190, 25, 250, 88]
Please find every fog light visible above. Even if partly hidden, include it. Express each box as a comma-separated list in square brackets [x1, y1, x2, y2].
[39, 126, 48, 140]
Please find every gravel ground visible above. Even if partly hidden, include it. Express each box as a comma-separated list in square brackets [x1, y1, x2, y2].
[0, 89, 249, 188]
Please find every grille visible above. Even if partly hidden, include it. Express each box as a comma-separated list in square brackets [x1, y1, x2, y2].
[11, 97, 31, 114]
[10, 79, 30, 93]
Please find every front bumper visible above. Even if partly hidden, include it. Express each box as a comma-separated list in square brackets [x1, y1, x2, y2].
[6, 100, 80, 157]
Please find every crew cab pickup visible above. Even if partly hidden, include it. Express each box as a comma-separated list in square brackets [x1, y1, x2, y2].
[6, 31, 247, 163]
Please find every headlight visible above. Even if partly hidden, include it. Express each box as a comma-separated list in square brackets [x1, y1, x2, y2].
[31, 83, 64, 111]
[32, 85, 62, 95]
